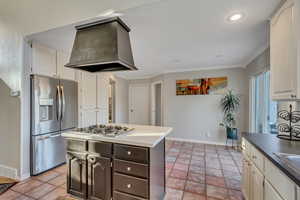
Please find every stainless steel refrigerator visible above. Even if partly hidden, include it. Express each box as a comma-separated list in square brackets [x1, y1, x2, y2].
[30, 75, 78, 175]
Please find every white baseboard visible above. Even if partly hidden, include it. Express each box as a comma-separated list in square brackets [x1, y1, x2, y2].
[0, 164, 18, 180]
[19, 173, 30, 181]
[166, 137, 232, 146]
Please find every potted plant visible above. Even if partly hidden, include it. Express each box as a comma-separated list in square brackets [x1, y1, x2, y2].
[219, 90, 240, 142]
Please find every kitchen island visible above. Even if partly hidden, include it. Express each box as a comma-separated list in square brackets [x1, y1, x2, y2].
[62, 124, 172, 200]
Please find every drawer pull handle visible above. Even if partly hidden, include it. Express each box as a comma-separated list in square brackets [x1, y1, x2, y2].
[127, 184, 132, 189]
[127, 167, 131, 171]
[127, 151, 132, 156]
[252, 155, 257, 159]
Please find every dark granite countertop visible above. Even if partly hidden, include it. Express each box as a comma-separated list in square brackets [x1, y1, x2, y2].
[243, 132, 300, 187]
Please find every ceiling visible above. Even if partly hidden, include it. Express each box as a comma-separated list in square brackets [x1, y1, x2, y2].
[25, 0, 281, 79]
[0, 0, 160, 35]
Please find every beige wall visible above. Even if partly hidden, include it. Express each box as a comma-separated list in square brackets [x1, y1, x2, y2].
[128, 68, 249, 145]
[246, 48, 270, 77]
[0, 18, 24, 179]
[0, 79, 21, 178]
[163, 68, 249, 144]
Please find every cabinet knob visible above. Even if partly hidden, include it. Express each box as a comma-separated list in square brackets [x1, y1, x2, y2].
[127, 184, 132, 189]
[127, 151, 132, 156]
[127, 167, 131, 171]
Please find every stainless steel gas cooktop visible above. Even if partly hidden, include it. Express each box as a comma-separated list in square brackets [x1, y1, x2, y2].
[73, 125, 133, 137]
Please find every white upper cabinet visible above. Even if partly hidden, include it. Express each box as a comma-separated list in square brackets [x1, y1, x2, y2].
[31, 42, 76, 81]
[31, 42, 57, 77]
[57, 51, 76, 81]
[79, 72, 98, 110]
[270, 0, 299, 100]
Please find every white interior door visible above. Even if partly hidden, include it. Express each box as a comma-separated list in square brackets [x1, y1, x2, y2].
[129, 84, 150, 125]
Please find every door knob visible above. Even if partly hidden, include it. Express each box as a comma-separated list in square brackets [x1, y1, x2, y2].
[130, 109, 134, 112]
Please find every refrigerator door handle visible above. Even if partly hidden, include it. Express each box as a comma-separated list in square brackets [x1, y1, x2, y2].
[61, 85, 66, 120]
[56, 85, 62, 121]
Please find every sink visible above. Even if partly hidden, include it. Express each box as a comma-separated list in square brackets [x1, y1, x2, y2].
[274, 153, 300, 174]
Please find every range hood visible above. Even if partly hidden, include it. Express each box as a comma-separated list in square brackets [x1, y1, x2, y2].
[65, 17, 137, 72]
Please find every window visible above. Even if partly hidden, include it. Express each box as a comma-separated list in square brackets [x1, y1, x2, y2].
[251, 71, 277, 134]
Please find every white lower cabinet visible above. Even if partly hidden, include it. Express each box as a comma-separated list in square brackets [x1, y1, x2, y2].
[265, 180, 284, 200]
[242, 137, 297, 200]
[242, 158, 251, 200]
[251, 164, 264, 200]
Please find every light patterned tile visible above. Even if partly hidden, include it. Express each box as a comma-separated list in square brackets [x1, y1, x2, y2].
[33, 170, 60, 182]
[11, 179, 43, 194]
[207, 185, 229, 199]
[48, 174, 67, 187]
[40, 187, 67, 200]
[170, 169, 188, 179]
[206, 175, 226, 188]
[165, 187, 183, 200]
[25, 183, 56, 199]
[0, 190, 21, 200]
[183, 192, 206, 200]
[184, 181, 205, 195]
[166, 177, 186, 190]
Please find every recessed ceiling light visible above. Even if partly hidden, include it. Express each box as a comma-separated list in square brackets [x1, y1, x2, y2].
[228, 13, 244, 22]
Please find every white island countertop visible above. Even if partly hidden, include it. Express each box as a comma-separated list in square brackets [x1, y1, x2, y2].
[62, 124, 173, 148]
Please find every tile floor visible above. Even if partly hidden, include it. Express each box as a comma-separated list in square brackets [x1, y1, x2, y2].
[164, 140, 243, 200]
[0, 140, 243, 200]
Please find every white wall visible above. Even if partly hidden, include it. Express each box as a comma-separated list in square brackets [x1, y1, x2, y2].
[0, 18, 24, 179]
[163, 68, 248, 145]
[115, 76, 129, 123]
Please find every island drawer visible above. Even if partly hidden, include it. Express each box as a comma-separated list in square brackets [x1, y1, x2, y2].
[114, 144, 149, 164]
[88, 141, 112, 157]
[114, 159, 148, 179]
[113, 191, 147, 200]
[66, 139, 87, 152]
[113, 173, 149, 198]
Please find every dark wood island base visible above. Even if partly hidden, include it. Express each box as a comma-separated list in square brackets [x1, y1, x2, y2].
[66, 138, 166, 200]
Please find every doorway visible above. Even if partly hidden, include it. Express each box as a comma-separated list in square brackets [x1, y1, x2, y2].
[151, 81, 163, 126]
[129, 84, 150, 125]
[108, 79, 116, 123]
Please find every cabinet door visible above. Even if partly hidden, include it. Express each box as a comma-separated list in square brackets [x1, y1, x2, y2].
[97, 109, 108, 125]
[87, 155, 111, 200]
[251, 165, 264, 200]
[270, 0, 297, 100]
[81, 110, 97, 128]
[79, 72, 98, 110]
[264, 180, 284, 200]
[57, 51, 76, 81]
[242, 158, 251, 200]
[31, 42, 57, 77]
[67, 152, 87, 199]
[97, 74, 110, 109]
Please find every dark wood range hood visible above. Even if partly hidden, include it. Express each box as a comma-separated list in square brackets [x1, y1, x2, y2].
[65, 17, 137, 73]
